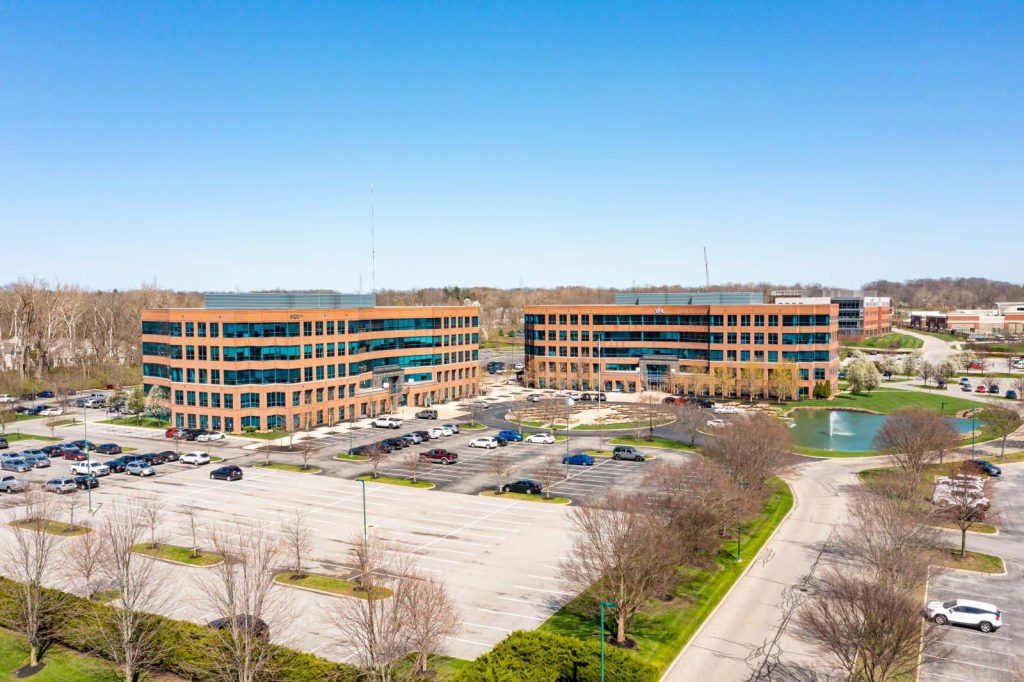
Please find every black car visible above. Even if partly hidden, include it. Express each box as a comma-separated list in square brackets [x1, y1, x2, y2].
[382, 438, 407, 450]
[0, 437, 7, 450]
[94, 443, 122, 454]
[503, 479, 543, 495]
[40, 445, 64, 456]
[14, 406, 34, 415]
[73, 474, 99, 490]
[374, 441, 394, 454]
[159, 450, 180, 462]
[183, 429, 204, 441]
[210, 465, 243, 481]
[141, 453, 169, 466]
[120, 454, 145, 464]
[414, 430, 433, 441]
[37, 390, 54, 398]
[70, 440, 97, 451]
[495, 437, 508, 447]
[104, 458, 128, 473]
[972, 459, 1002, 477]
[208, 615, 269, 639]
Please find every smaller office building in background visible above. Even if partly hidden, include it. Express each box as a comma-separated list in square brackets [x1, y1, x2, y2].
[908, 303, 1024, 336]
[772, 290, 891, 340]
[524, 291, 839, 400]
[141, 292, 479, 433]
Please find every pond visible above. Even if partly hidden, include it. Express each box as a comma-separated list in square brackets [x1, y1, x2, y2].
[788, 409, 979, 452]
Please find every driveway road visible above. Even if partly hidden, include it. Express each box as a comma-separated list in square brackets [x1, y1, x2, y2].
[899, 328, 959, 365]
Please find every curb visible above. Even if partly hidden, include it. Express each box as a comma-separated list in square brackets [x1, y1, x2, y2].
[357, 478, 436, 490]
[479, 491, 571, 505]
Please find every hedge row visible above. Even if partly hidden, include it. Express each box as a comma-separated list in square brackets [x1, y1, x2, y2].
[0, 577, 361, 681]
[454, 630, 657, 682]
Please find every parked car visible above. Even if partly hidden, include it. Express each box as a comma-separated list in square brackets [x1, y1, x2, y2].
[961, 384, 972, 392]
[69, 440, 97, 451]
[183, 429, 205, 441]
[420, 449, 458, 464]
[988, 385, 1000, 394]
[959, 377, 971, 385]
[2, 458, 32, 472]
[61, 447, 88, 461]
[415, 409, 438, 420]
[21, 451, 50, 468]
[1007, 390, 1019, 400]
[373, 416, 403, 429]
[972, 459, 1002, 476]
[976, 385, 988, 393]
[612, 446, 645, 462]
[208, 615, 269, 639]
[39, 445, 64, 457]
[563, 453, 595, 466]
[165, 427, 185, 439]
[497, 430, 523, 442]
[181, 451, 211, 465]
[403, 432, 424, 444]
[444, 423, 461, 434]
[104, 458, 128, 473]
[706, 418, 728, 428]
[45, 477, 77, 494]
[527, 394, 542, 403]
[438, 425, 455, 437]
[37, 407, 63, 416]
[495, 437, 508, 447]
[427, 427, 445, 439]
[37, 390, 55, 398]
[74, 474, 99, 490]
[0, 394, 15, 403]
[926, 598, 1002, 632]
[469, 437, 498, 449]
[0, 437, 7, 449]
[159, 450, 180, 462]
[663, 396, 687, 405]
[141, 453, 168, 466]
[0, 475, 25, 493]
[125, 461, 156, 477]
[503, 479, 543, 495]
[70, 461, 110, 477]
[413, 430, 433, 441]
[382, 438, 407, 450]
[526, 433, 555, 444]
[470, 400, 491, 410]
[196, 430, 225, 442]
[94, 443, 122, 454]
[210, 465, 243, 481]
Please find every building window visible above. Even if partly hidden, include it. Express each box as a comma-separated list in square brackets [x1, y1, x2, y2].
[174, 390, 183, 405]
[198, 392, 209, 407]
[186, 391, 196, 406]
[224, 394, 234, 409]
[185, 345, 195, 361]
[727, 315, 737, 326]
[267, 392, 286, 407]
[315, 321, 324, 336]
[211, 393, 220, 408]
[197, 322, 207, 338]
[241, 416, 261, 430]
[185, 322, 195, 337]
[240, 392, 260, 409]
[210, 323, 219, 338]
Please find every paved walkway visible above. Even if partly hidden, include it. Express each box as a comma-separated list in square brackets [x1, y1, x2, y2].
[898, 328, 959, 364]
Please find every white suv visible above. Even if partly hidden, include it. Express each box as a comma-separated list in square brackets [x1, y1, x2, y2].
[181, 451, 211, 465]
[927, 598, 1002, 632]
[70, 461, 110, 477]
[469, 437, 498, 449]
[373, 416, 402, 429]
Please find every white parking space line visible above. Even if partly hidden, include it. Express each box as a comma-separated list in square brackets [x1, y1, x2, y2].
[477, 608, 547, 621]
[923, 655, 1013, 673]
[496, 595, 564, 609]
[920, 671, 982, 682]
[448, 636, 493, 649]
[462, 621, 514, 633]
[514, 584, 574, 595]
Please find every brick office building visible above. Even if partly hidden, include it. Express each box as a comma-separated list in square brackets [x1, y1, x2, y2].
[141, 293, 480, 433]
[524, 292, 839, 399]
[772, 290, 891, 340]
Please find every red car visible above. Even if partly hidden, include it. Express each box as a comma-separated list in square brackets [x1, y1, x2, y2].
[420, 449, 458, 465]
[976, 385, 988, 393]
[61, 448, 88, 461]
[165, 427, 184, 439]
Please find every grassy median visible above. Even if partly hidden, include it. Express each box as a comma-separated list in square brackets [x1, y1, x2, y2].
[0, 628, 112, 680]
[8, 519, 91, 536]
[480, 490, 571, 504]
[254, 462, 322, 474]
[274, 571, 393, 599]
[357, 475, 434, 489]
[131, 543, 224, 566]
[540, 478, 793, 674]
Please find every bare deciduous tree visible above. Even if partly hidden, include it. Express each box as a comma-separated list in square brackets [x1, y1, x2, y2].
[402, 449, 425, 484]
[198, 522, 285, 682]
[86, 500, 169, 682]
[366, 443, 389, 479]
[873, 407, 960, 483]
[136, 495, 162, 550]
[181, 503, 201, 558]
[535, 454, 564, 500]
[487, 449, 517, 494]
[938, 462, 995, 558]
[1, 492, 67, 667]
[60, 528, 105, 599]
[701, 413, 798, 491]
[676, 402, 706, 447]
[977, 405, 1022, 459]
[279, 510, 312, 578]
[404, 572, 461, 676]
[560, 491, 678, 644]
[796, 571, 946, 682]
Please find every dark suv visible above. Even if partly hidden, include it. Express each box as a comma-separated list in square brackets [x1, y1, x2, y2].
[420, 449, 458, 464]
[503, 479, 543, 495]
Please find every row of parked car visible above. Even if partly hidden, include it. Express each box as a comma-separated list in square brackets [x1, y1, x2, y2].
[164, 427, 226, 442]
[349, 422, 467, 455]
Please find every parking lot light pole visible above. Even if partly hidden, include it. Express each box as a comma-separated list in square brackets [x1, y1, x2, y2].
[599, 600, 617, 682]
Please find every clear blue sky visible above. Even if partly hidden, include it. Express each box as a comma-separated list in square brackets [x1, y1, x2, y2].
[2, 2, 1021, 292]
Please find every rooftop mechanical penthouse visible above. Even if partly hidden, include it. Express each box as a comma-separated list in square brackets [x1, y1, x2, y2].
[523, 292, 839, 400]
[141, 292, 480, 433]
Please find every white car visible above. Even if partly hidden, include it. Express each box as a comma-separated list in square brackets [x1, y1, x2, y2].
[372, 416, 402, 429]
[705, 419, 727, 428]
[526, 433, 556, 444]
[181, 451, 211, 465]
[527, 394, 542, 403]
[438, 425, 455, 437]
[469, 437, 498, 449]
[196, 431, 225, 442]
[38, 407, 63, 416]
[513, 363, 524, 371]
[427, 427, 445, 439]
[927, 598, 1002, 632]
[712, 405, 741, 414]
[70, 461, 110, 477]
[0, 394, 15, 403]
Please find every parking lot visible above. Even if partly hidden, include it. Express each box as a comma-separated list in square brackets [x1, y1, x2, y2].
[920, 465, 1024, 682]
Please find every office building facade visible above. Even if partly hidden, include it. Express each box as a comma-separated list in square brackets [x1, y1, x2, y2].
[524, 292, 839, 399]
[773, 290, 891, 339]
[141, 293, 480, 433]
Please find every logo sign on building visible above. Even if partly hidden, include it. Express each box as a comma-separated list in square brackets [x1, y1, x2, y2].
[654, 307, 665, 314]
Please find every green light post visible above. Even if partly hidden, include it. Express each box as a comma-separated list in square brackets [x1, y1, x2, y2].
[600, 600, 617, 682]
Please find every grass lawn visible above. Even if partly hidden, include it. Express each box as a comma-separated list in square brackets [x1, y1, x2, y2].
[540, 479, 793, 674]
[90, 588, 121, 603]
[334, 453, 369, 461]
[132, 543, 224, 566]
[240, 430, 288, 440]
[785, 388, 979, 416]
[274, 571, 392, 599]
[846, 333, 923, 350]
[515, 420, 548, 427]
[421, 655, 472, 680]
[571, 419, 673, 431]
[356, 475, 435, 489]
[0, 432, 62, 443]
[933, 520, 998, 534]
[480, 490, 571, 504]
[793, 445, 878, 458]
[98, 416, 170, 428]
[932, 549, 1005, 574]
[607, 435, 698, 451]
[14, 413, 44, 421]
[253, 462, 322, 474]
[956, 371, 1022, 379]
[459, 422, 487, 430]
[8, 518, 91, 536]
[905, 328, 961, 342]
[0, 628, 113, 681]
